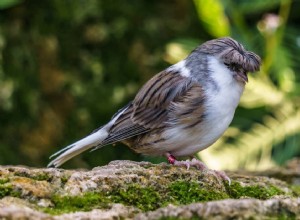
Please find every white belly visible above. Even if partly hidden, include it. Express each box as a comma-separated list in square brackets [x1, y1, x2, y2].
[162, 56, 245, 156]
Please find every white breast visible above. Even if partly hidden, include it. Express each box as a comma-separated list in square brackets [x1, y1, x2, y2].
[162, 56, 245, 157]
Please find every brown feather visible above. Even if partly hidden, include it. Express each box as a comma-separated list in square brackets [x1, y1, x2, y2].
[131, 70, 191, 128]
[124, 82, 205, 154]
[100, 70, 194, 146]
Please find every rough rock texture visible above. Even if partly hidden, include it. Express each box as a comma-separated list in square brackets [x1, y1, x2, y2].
[0, 202, 137, 220]
[0, 159, 299, 219]
[234, 158, 300, 185]
[136, 198, 300, 220]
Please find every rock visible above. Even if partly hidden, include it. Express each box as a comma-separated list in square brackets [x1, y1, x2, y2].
[55, 204, 138, 220]
[0, 159, 299, 219]
[234, 158, 300, 185]
[0, 204, 52, 220]
[136, 198, 300, 220]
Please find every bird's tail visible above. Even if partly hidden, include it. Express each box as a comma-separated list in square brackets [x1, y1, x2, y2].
[48, 103, 130, 168]
[47, 128, 109, 168]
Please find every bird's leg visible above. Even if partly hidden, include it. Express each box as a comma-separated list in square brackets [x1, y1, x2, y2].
[165, 153, 207, 170]
[165, 153, 231, 185]
[165, 153, 192, 169]
[166, 153, 176, 164]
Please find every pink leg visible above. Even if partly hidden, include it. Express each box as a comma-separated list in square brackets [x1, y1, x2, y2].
[165, 153, 231, 185]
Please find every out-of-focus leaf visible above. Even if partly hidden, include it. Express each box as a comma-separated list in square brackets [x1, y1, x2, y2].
[164, 38, 199, 64]
[0, 0, 22, 9]
[240, 76, 284, 108]
[232, 0, 281, 14]
[193, 0, 230, 37]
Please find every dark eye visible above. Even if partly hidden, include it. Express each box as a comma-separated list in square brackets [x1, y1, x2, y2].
[224, 63, 239, 72]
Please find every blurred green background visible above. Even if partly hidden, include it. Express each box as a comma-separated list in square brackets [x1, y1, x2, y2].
[0, 0, 299, 170]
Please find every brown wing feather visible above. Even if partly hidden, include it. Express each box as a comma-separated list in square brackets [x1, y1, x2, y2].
[132, 70, 193, 128]
[125, 83, 206, 153]
[97, 69, 202, 147]
[100, 104, 149, 145]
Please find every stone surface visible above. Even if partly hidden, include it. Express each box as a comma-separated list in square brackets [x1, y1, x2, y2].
[0, 159, 299, 219]
[136, 198, 300, 220]
[0, 203, 137, 220]
[56, 204, 138, 220]
[235, 158, 300, 185]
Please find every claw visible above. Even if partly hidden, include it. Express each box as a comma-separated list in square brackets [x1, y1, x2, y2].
[214, 170, 231, 185]
[186, 162, 190, 170]
[165, 153, 231, 185]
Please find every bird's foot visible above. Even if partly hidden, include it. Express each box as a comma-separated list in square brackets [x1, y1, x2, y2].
[165, 153, 231, 185]
[167, 154, 207, 170]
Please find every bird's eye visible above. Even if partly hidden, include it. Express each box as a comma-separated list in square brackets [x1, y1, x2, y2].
[224, 63, 239, 72]
[224, 63, 230, 68]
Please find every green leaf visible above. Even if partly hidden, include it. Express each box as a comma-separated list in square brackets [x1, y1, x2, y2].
[193, 0, 230, 37]
[234, 0, 281, 14]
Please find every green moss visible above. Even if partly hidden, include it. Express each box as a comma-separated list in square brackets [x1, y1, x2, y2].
[0, 183, 21, 198]
[168, 181, 229, 204]
[44, 181, 231, 214]
[13, 171, 31, 178]
[60, 175, 69, 185]
[111, 184, 161, 211]
[13, 171, 52, 182]
[0, 176, 19, 198]
[46, 192, 110, 214]
[42, 180, 289, 215]
[277, 213, 297, 220]
[0, 184, 13, 198]
[31, 173, 51, 181]
[0, 177, 9, 184]
[45, 184, 160, 214]
[226, 181, 285, 199]
[291, 185, 300, 196]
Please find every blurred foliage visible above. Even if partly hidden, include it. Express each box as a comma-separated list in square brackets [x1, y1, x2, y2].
[0, 0, 299, 170]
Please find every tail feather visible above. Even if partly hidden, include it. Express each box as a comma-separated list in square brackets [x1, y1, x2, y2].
[47, 128, 108, 168]
[49, 144, 74, 159]
[48, 103, 130, 168]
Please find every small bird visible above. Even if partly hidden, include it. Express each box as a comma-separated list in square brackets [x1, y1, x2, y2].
[48, 37, 261, 181]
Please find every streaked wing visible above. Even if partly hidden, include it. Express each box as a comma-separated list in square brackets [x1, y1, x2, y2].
[100, 103, 149, 145]
[97, 69, 199, 147]
[132, 70, 194, 128]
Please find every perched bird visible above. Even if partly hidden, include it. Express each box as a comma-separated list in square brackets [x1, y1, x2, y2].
[48, 37, 261, 181]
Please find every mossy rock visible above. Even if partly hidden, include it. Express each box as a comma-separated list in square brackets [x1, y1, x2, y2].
[0, 160, 299, 219]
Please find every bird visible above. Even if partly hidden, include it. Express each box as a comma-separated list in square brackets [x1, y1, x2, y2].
[48, 37, 261, 182]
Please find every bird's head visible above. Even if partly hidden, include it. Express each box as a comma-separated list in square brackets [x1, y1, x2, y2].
[199, 37, 261, 83]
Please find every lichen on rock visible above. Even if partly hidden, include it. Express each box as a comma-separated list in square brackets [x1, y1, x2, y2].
[0, 159, 299, 219]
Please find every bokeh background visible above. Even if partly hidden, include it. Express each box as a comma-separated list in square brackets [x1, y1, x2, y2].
[0, 0, 299, 170]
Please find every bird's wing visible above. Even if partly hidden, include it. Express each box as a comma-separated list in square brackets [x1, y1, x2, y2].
[98, 69, 203, 147]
